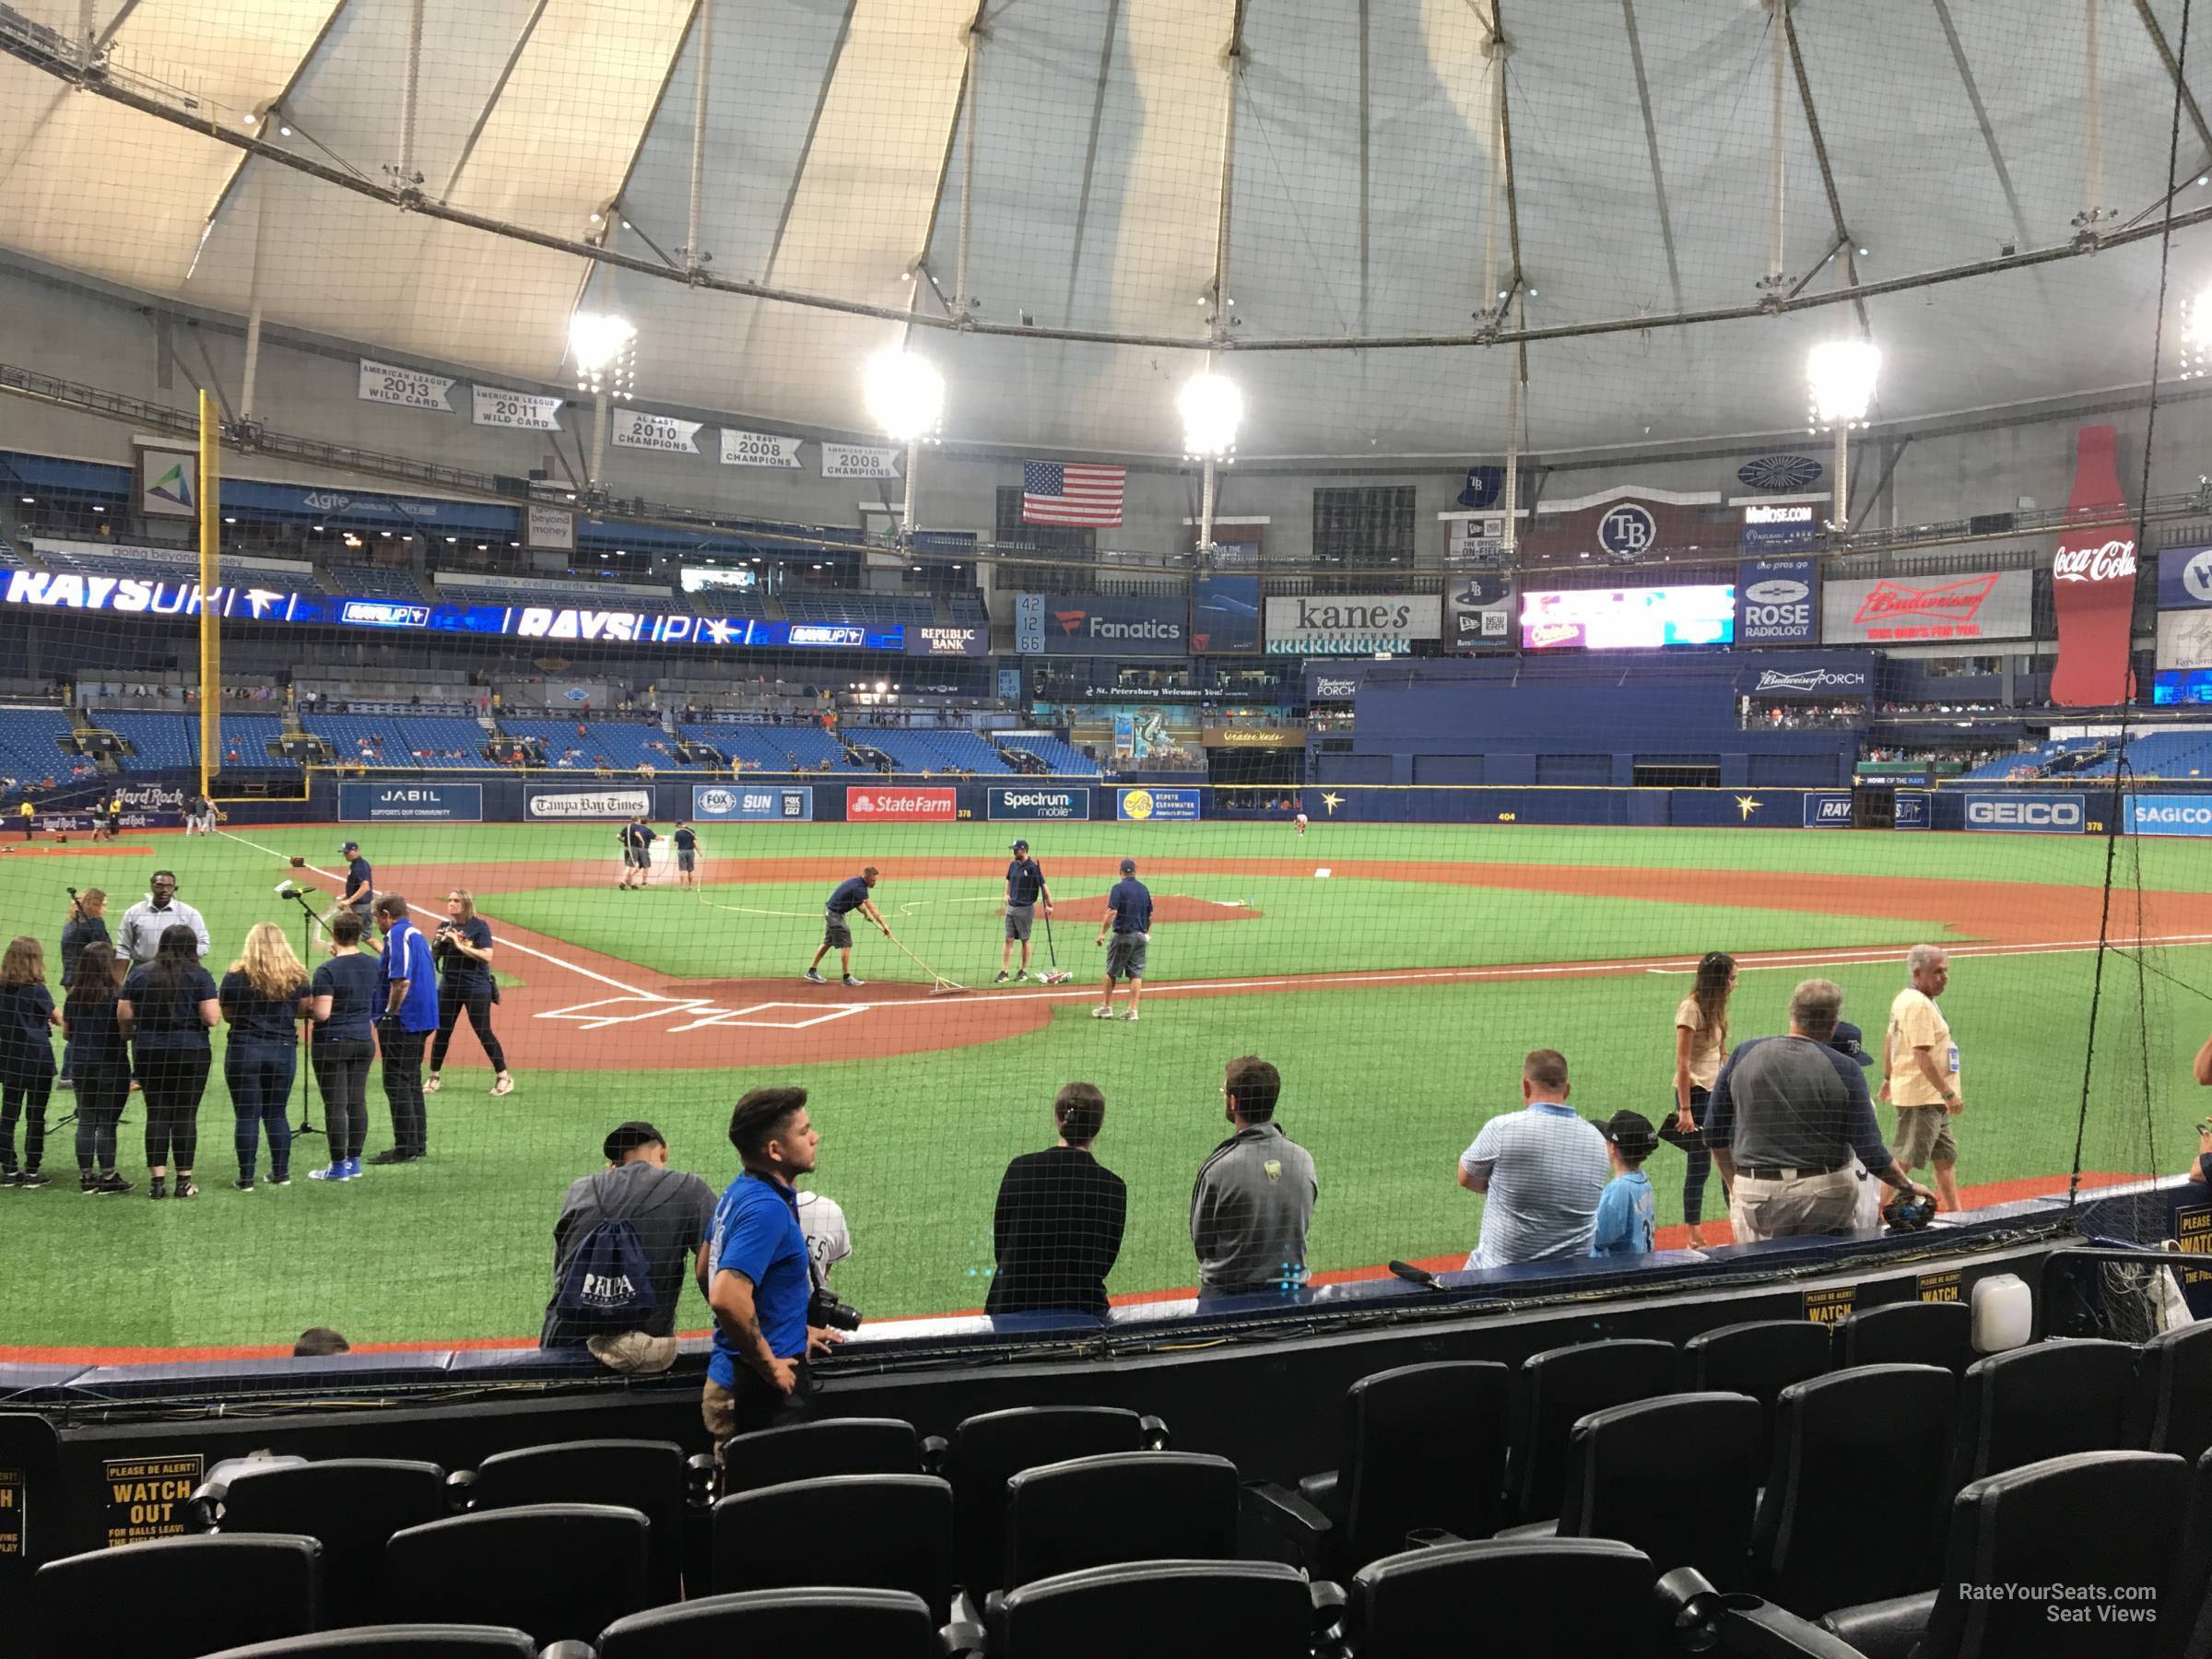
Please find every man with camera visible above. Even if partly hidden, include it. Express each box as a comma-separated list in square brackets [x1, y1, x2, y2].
[700, 1088, 849, 1454]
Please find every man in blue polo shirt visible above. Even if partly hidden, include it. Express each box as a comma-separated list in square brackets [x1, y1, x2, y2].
[701, 1087, 842, 1453]
[1457, 1048, 1609, 1268]
[804, 867, 888, 987]
[1093, 857, 1152, 1021]
[996, 840, 1053, 983]
[369, 893, 440, 1165]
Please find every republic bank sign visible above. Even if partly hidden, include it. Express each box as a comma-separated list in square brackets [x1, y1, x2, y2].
[1265, 594, 1442, 655]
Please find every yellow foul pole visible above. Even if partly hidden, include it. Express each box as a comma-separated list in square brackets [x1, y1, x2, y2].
[197, 389, 220, 800]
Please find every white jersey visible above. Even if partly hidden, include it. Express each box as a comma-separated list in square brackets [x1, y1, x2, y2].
[1295, 813, 1309, 829]
[796, 1190, 852, 1287]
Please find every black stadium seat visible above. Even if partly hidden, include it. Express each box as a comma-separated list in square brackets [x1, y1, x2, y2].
[1002, 1453, 1240, 1593]
[1948, 1339, 2139, 1492]
[712, 1475, 955, 1622]
[1509, 1338, 1678, 1524]
[1683, 1320, 1834, 1467]
[1351, 1536, 1665, 1659]
[198, 1628, 538, 1659]
[1832, 1300, 1975, 1376]
[945, 1406, 1166, 1595]
[2133, 1321, 2212, 1462]
[387, 1502, 652, 1647]
[1556, 1392, 1762, 1582]
[191, 1458, 448, 1629]
[719, 1417, 927, 1495]
[33, 1534, 323, 1659]
[593, 1588, 940, 1659]
[992, 1559, 1345, 1659]
[1750, 1363, 1957, 1618]
[454, 1438, 690, 1606]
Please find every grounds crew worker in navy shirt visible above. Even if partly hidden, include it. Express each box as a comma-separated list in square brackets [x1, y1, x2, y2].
[337, 841, 374, 921]
[996, 840, 1054, 982]
[369, 894, 440, 1165]
[1093, 858, 1152, 1021]
[805, 868, 889, 987]
[701, 1088, 844, 1453]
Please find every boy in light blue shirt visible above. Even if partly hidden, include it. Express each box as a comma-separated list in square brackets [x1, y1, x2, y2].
[1592, 1111, 1658, 1258]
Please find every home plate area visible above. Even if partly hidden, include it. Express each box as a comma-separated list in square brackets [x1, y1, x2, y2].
[539, 995, 870, 1033]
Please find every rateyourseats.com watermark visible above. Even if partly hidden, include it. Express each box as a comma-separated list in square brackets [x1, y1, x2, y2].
[1959, 1583, 2159, 1624]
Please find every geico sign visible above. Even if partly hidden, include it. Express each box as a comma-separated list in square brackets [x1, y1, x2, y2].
[1965, 798, 2084, 830]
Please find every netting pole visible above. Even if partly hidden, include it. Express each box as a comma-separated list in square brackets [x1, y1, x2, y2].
[1830, 418, 1851, 532]
[1766, 0, 1786, 287]
[686, 0, 711, 275]
[2085, 0, 2104, 226]
[240, 177, 272, 423]
[956, 15, 977, 319]
[901, 436, 920, 536]
[398, 0, 424, 193]
[76, 0, 92, 76]
[590, 392, 609, 490]
[196, 389, 219, 800]
[1198, 449, 1218, 558]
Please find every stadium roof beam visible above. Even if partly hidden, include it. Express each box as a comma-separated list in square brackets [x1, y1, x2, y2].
[2131, 0, 2212, 167]
[441, 0, 554, 204]
[194, 0, 353, 243]
[1928, 0, 2032, 252]
[1618, 0, 1684, 315]
[1780, 0, 1868, 335]
[1058, 0, 1123, 330]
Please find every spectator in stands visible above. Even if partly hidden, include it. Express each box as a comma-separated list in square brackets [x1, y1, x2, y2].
[701, 1088, 845, 1453]
[1457, 1049, 1609, 1268]
[1591, 1112, 1659, 1258]
[120, 924, 219, 1200]
[219, 924, 312, 1190]
[542, 1120, 718, 1374]
[986, 1081, 1127, 1318]
[368, 894, 438, 1166]
[0, 935, 61, 1187]
[1658, 951, 1735, 1248]
[1190, 1055, 1317, 1298]
[56, 888, 109, 1089]
[306, 912, 378, 1182]
[1704, 979, 1930, 1241]
[117, 872, 210, 966]
[1880, 945, 1965, 1213]
[427, 888, 512, 1099]
[64, 941, 130, 1194]
[797, 1188, 850, 1288]
[293, 1327, 349, 1358]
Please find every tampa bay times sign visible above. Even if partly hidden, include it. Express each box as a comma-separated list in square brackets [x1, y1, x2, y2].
[1265, 594, 1441, 655]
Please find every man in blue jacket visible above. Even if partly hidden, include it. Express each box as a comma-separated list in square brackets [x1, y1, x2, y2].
[370, 894, 440, 1165]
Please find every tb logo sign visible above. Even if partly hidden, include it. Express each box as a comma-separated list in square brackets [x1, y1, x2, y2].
[1597, 503, 1657, 558]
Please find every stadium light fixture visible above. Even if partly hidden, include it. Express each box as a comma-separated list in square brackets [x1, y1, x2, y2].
[864, 350, 946, 442]
[1178, 370, 1242, 460]
[569, 312, 637, 398]
[2179, 287, 2212, 381]
[1806, 338, 1879, 533]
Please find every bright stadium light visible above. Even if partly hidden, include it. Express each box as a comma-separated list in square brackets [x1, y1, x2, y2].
[863, 350, 946, 441]
[1806, 338, 1880, 532]
[2178, 287, 2212, 380]
[1178, 370, 1242, 460]
[569, 312, 637, 398]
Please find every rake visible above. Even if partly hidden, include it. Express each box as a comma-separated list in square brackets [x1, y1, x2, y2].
[1037, 912, 1075, 984]
[885, 931, 968, 995]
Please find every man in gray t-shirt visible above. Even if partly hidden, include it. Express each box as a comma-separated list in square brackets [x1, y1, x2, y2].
[1190, 1055, 1317, 1295]
[1459, 1048, 1609, 1269]
[543, 1120, 719, 1371]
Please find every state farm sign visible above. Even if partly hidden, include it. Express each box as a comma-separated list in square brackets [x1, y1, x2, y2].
[1822, 571, 2031, 644]
[845, 786, 956, 823]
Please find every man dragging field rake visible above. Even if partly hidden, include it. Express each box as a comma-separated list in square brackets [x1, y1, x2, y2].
[805, 868, 889, 989]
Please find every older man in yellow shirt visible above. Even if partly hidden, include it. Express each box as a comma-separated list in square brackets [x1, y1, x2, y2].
[1880, 944, 1962, 1212]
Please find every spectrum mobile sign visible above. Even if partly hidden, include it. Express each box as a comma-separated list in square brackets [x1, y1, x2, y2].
[845, 786, 957, 822]
[989, 786, 1091, 820]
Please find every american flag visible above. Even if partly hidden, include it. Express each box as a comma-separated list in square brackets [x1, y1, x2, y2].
[1022, 461, 1125, 528]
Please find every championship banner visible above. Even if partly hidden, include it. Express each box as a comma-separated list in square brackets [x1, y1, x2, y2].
[821, 442, 901, 479]
[1822, 570, 2031, 644]
[2049, 426, 2138, 706]
[472, 385, 564, 430]
[1735, 559, 1818, 645]
[612, 407, 702, 454]
[1265, 594, 1441, 655]
[720, 429, 804, 468]
[1444, 573, 1515, 649]
[358, 358, 455, 413]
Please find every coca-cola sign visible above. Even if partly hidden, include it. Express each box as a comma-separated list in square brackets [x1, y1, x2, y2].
[2052, 537, 2137, 582]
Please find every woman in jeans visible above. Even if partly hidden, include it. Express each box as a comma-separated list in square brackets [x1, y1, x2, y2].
[220, 923, 312, 1191]
[0, 935, 61, 1186]
[426, 888, 513, 1098]
[1656, 950, 1735, 1247]
[63, 941, 132, 1193]
[306, 911, 380, 1182]
[119, 924, 219, 1199]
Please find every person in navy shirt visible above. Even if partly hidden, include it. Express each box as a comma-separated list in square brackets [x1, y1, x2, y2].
[119, 924, 220, 1199]
[219, 923, 312, 1190]
[1591, 1112, 1659, 1258]
[805, 868, 888, 988]
[306, 912, 382, 1182]
[369, 894, 440, 1165]
[428, 888, 512, 1100]
[700, 1088, 842, 1453]
[0, 935, 60, 1185]
[996, 840, 1054, 982]
[1093, 858, 1153, 1022]
[618, 817, 657, 890]
[337, 841, 374, 921]
[63, 940, 131, 1193]
[672, 820, 701, 891]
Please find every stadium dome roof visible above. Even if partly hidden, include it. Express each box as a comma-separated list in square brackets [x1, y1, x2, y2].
[0, 0, 2205, 460]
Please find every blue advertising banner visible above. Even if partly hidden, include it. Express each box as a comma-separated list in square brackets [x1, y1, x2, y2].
[1735, 559, 1819, 644]
[1894, 791, 1931, 830]
[2125, 794, 2212, 836]
[338, 782, 483, 822]
[1192, 574, 1262, 654]
[1015, 592, 1188, 656]
[690, 784, 813, 821]
[1962, 793, 2086, 832]
[1303, 663, 1370, 700]
[1116, 786, 1203, 821]
[2158, 546, 2212, 609]
[1802, 792, 1853, 828]
[223, 478, 517, 535]
[988, 785, 1092, 820]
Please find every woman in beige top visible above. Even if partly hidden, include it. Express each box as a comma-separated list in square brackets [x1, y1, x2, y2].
[1657, 951, 1735, 1246]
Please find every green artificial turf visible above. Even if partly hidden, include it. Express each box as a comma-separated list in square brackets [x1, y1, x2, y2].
[0, 816, 2201, 1353]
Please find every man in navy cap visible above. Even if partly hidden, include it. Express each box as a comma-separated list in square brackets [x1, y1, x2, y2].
[996, 840, 1054, 983]
[1093, 857, 1152, 1021]
[337, 841, 374, 924]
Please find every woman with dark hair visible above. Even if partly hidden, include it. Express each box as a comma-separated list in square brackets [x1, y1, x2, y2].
[306, 910, 380, 1182]
[1658, 950, 1735, 1246]
[65, 941, 132, 1193]
[0, 935, 60, 1186]
[119, 924, 219, 1199]
[985, 1081, 1127, 1318]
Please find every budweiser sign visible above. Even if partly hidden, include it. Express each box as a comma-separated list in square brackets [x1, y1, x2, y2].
[2051, 537, 2136, 582]
[1853, 574, 1997, 624]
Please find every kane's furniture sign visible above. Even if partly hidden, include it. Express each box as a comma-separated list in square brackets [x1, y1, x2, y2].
[988, 786, 1091, 820]
[339, 782, 484, 822]
[1962, 793, 2085, 832]
[358, 357, 455, 413]
[1265, 594, 1441, 655]
[1735, 560, 1819, 644]
[527, 787, 651, 820]
[846, 786, 956, 822]
[1116, 786, 1202, 821]
[2125, 795, 2212, 836]
[1823, 571, 2030, 643]
[693, 785, 813, 821]
[1015, 593, 1188, 656]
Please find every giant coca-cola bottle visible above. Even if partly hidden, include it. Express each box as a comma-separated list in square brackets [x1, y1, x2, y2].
[2050, 424, 2139, 706]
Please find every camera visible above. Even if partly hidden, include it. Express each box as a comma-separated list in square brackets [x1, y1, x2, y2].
[1883, 1191, 1938, 1233]
[808, 1286, 862, 1333]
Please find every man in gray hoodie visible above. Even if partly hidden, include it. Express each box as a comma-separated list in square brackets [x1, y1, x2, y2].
[1189, 1054, 1318, 1297]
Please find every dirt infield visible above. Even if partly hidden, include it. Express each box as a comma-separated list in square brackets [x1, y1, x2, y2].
[279, 853, 2212, 1069]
